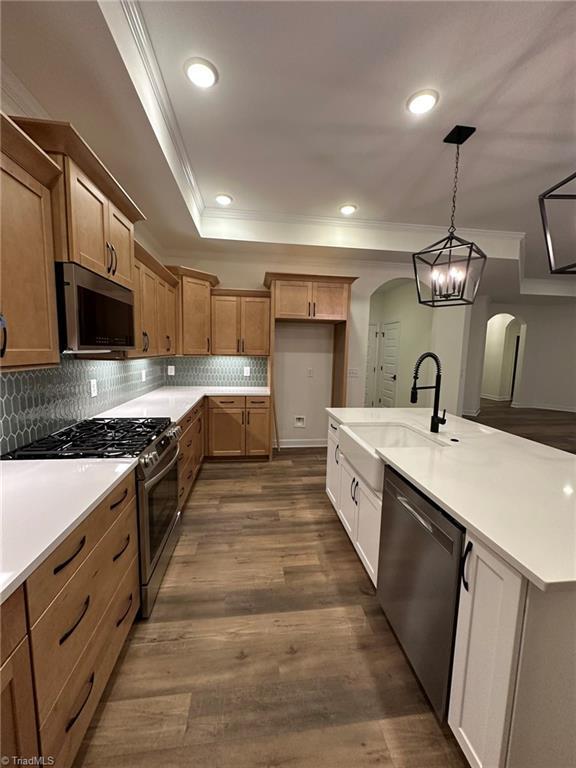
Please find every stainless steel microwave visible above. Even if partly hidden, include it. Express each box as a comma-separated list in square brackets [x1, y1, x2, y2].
[56, 263, 135, 352]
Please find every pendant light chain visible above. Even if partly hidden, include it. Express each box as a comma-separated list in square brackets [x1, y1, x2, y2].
[448, 144, 460, 234]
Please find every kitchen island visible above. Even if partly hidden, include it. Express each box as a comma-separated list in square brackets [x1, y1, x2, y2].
[325, 406, 576, 768]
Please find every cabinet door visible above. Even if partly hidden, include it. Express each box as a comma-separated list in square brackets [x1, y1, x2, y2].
[246, 409, 270, 456]
[0, 153, 59, 368]
[127, 261, 144, 357]
[0, 639, 38, 761]
[141, 266, 158, 355]
[166, 286, 177, 355]
[208, 409, 245, 456]
[108, 203, 134, 289]
[448, 536, 525, 768]
[355, 482, 381, 586]
[337, 457, 358, 540]
[67, 159, 110, 277]
[326, 432, 341, 512]
[274, 280, 312, 319]
[211, 295, 240, 354]
[241, 297, 270, 355]
[195, 411, 205, 466]
[156, 279, 171, 355]
[182, 278, 211, 355]
[312, 282, 348, 320]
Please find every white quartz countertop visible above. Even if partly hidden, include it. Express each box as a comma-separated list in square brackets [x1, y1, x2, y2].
[1, 386, 270, 603]
[327, 407, 576, 590]
[97, 386, 270, 422]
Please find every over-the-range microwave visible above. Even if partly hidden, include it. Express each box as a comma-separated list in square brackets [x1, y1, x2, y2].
[56, 262, 135, 352]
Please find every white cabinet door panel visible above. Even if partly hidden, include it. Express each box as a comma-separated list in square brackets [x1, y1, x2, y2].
[338, 457, 358, 540]
[326, 432, 341, 512]
[355, 482, 381, 586]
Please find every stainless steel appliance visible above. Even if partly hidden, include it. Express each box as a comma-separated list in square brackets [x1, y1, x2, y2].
[56, 262, 134, 352]
[377, 468, 464, 719]
[136, 423, 182, 617]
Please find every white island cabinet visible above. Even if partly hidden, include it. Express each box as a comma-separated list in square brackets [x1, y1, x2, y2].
[326, 419, 340, 511]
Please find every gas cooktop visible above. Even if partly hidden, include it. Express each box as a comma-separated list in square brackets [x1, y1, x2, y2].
[2, 417, 171, 460]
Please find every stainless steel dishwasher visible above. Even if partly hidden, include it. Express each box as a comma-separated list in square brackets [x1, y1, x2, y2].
[377, 468, 464, 719]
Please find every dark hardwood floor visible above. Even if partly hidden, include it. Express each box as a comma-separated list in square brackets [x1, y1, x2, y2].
[467, 399, 576, 454]
[75, 451, 466, 768]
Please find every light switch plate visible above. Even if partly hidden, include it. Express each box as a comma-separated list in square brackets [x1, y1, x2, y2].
[243, 366, 250, 377]
[89, 379, 98, 398]
[167, 365, 175, 377]
[141, 370, 146, 382]
[307, 368, 313, 378]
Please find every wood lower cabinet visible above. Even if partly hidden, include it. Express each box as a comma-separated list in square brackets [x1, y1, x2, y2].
[0, 638, 38, 762]
[208, 408, 246, 456]
[1, 118, 61, 369]
[246, 408, 270, 456]
[177, 402, 205, 507]
[182, 277, 211, 355]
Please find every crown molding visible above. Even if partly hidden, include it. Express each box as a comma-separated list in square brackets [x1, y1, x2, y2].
[1, 63, 50, 118]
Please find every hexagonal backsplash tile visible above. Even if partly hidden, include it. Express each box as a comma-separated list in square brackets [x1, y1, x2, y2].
[0, 355, 268, 454]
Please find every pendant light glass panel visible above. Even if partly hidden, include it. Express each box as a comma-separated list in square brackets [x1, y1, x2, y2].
[539, 172, 576, 274]
[413, 233, 487, 306]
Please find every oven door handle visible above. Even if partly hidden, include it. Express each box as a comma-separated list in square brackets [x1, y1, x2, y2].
[144, 447, 180, 492]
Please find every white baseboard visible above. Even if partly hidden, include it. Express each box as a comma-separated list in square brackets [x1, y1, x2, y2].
[279, 438, 328, 448]
[480, 394, 511, 402]
[510, 401, 576, 414]
[462, 408, 481, 417]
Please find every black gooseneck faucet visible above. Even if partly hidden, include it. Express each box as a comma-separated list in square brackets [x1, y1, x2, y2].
[410, 352, 447, 433]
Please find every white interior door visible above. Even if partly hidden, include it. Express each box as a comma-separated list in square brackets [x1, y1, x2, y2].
[365, 323, 378, 406]
[375, 322, 400, 407]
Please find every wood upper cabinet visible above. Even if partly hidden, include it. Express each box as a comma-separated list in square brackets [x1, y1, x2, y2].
[241, 297, 270, 355]
[245, 408, 270, 456]
[211, 295, 241, 355]
[312, 282, 348, 320]
[0, 147, 60, 368]
[66, 160, 110, 277]
[141, 265, 158, 355]
[208, 408, 245, 456]
[210, 293, 270, 356]
[166, 286, 177, 355]
[128, 260, 144, 357]
[274, 280, 312, 319]
[182, 277, 211, 355]
[269, 276, 350, 321]
[108, 203, 134, 289]
[156, 279, 168, 355]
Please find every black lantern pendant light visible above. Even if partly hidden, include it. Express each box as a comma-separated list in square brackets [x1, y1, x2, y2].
[413, 125, 487, 307]
[539, 171, 576, 274]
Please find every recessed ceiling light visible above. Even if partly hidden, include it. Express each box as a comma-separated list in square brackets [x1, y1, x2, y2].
[215, 194, 233, 207]
[339, 204, 357, 216]
[185, 58, 218, 88]
[407, 89, 439, 115]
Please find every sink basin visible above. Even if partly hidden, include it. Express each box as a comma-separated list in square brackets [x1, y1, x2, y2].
[339, 423, 444, 492]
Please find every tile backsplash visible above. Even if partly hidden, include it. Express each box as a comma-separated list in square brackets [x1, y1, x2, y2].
[167, 356, 268, 387]
[0, 355, 268, 454]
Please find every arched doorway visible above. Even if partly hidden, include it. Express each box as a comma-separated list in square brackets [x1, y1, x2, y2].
[481, 313, 527, 405]
[364, 278, 432, 407]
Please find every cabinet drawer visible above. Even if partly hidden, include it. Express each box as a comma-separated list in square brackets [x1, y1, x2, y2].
[1, 586, 27, 665]
[208, 396, 246, 409]
[26, 473, 135, 625]
[178, 455, 196, 506]
[31, 499, 138, 725]
[178, 400, 204, 431]
[39, 558, 139, 768]
[246, 396, 269, 408]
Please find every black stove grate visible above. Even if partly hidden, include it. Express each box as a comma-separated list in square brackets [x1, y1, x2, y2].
[2, 417, 171, 460]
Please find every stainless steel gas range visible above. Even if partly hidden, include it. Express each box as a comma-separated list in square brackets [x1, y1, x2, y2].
[2, 416, 182, 618]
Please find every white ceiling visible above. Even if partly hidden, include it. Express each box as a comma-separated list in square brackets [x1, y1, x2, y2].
[1, 0, 575, 295]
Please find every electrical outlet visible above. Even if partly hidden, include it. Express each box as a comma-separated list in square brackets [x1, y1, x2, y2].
[89, 379, 98, 398]
[243, 366, 250, 377]
[294, 416, 306, 428]
[141, 370, 146, 382]
[167, 365, 175, 377]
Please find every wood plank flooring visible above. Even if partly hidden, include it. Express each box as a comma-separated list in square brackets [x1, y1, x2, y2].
[467, 399, 576, 454]
[75, 451, 466, 768]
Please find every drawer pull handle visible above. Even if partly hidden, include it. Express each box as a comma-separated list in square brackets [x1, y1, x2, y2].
[59, 596, 90, 645]
[116, 593, 133, 627]
[219, 400, 235, 404]
[330, 423, 338, 431]
[112, 534, 131, 562]
[65, 672, 95, 733]
[186, 470, 193, 480]
[461, 541, 473, 592]
[53, 535, 86, 575]
[251, 400, 266, 404]
[110, 488, 128, 510]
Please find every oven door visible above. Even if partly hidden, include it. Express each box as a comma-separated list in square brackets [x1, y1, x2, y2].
[138, 445, 180, 584]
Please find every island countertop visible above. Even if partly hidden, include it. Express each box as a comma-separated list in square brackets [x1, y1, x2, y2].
[327, 407, 576, 591]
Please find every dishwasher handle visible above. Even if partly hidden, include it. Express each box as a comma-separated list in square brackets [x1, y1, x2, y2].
[460, 540, 473, 591]
[396, 494, 433, 533]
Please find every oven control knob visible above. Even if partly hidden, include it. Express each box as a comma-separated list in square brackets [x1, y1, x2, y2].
[141, 455, 150, 468]
[150, 450, 159, 464]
